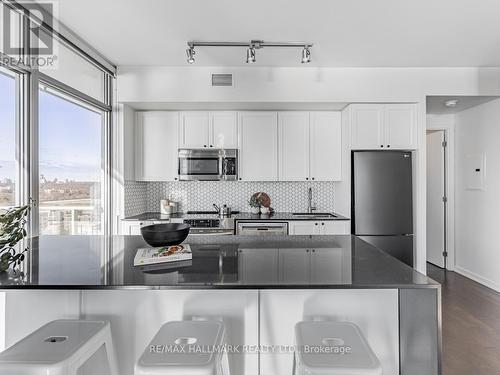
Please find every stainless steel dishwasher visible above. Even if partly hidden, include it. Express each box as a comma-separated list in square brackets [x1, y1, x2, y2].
[236, 222, 288, 236]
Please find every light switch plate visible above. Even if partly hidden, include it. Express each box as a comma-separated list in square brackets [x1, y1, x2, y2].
[465, 153, 485, 190]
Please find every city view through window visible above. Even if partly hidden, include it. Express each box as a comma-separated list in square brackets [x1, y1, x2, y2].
[0, 70, 17, 208]
[38, 88, 104, 235]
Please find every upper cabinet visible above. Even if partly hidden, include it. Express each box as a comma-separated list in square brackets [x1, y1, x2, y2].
[278, 112, 310, 181]
[310, 112, 342, 181]
[349, 104, 417, 150]
[211, 112, 238, 148]
[238, 112, 278, 181]
[179, 111, 238, 149]
[279, 111, 342, 181]
[135, 111, 179, 181]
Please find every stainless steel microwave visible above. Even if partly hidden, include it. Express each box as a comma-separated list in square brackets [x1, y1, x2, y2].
[178, 149, 238, 181]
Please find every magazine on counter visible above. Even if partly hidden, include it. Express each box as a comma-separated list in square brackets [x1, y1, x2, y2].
[133, 244, 192, 266]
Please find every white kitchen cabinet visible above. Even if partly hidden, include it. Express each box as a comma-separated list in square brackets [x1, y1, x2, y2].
[278, 112, 310, 181]
[288, 221, 320, 235]
[179, 111, 210, 148]
[279, 249, 310, 283]
[384, 104, 417, 149]
[279, 111, 342, 182]
[288, 220, 351, 235]
[238, 248, 279, 283]
[179, 111, 238, 149]
[321, 221, 350, 235]
[350, 104, 417, 150]
[238, 112, 278, 181]
[135, 111, 179, 181]
[310, 112, 342, 181]
[350, 104, 384, 149]
[211, 111, 238, 148]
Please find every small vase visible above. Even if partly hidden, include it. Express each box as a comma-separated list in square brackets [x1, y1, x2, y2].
[260, 207, 270, 214]
[250, 207, 260, 214]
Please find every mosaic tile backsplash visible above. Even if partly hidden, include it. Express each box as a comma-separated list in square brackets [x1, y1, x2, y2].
[124, 181, 335, 216]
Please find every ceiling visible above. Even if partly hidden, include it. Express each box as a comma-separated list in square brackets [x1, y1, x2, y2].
[426, 96, 500, 115]
[46, 0, 500, 67]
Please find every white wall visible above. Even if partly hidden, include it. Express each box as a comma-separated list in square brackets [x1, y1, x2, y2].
[454, 98, 500, 291]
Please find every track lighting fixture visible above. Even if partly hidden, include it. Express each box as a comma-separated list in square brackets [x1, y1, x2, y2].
[186, 40, 313, 64]
[186, 47, 195, 64]
[246, 47, 256, 64]
[301, 47, 311, 63]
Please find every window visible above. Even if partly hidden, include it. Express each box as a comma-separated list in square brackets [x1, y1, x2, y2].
[0, 67, 18, 209]
[38, 85, 105, 235]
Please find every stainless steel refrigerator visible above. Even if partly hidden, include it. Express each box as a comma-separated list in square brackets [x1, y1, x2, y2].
[352, 151, 414, 266]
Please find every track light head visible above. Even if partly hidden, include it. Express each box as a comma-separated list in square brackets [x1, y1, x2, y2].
[301, 47, 311, 63]
[186, 47, 195, 64]
[246, 47, 256, 64]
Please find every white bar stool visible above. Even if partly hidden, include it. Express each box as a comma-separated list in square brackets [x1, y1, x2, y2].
[135, 319, 230, 375]
[294, 321, 382, 375]
[0, 319, 118, 375]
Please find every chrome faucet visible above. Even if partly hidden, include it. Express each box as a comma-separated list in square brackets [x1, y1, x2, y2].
[307, 187, 316, 213]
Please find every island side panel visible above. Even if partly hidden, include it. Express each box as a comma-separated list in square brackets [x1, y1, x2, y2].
[399, 287, 442, 375]
[260, 289, 399, 375]
[80, 290, 259, 375]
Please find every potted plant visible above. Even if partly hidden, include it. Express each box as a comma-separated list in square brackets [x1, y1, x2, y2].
[0, 201, 32, 277]
[248, 195, 261, 214]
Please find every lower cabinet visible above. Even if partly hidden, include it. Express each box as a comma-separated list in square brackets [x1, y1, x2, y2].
[238, 248, 279, 284]
[288, 220, 350, 235]
[121, 220, 169, 235]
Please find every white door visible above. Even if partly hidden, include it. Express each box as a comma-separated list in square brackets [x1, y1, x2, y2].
[211, 112, 238, 148]
[426, 131, 446, 268]
[350, 104, 384, 149]
[278, 112, 310, 181]
[238, 112, 278, 181]
[288, 221, 319, 235]
[310, 112, 342, 181]
[279, 249, 310, 283]
[179, 111, 210, 148]
[385, 104, 417, 149]
[135, 111, 179, 181]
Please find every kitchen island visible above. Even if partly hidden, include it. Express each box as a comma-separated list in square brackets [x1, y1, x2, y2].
[0, 235, 440, 375]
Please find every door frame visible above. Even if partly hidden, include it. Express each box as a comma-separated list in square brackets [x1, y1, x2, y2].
[426, 115, 455, 270]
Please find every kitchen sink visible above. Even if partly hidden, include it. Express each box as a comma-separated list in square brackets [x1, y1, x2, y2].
[292, 213, 337, 219]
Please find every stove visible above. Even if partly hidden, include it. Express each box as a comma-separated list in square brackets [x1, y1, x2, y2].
[184, 218, 235, 236]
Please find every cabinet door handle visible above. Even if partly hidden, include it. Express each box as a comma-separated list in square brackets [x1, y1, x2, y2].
[321, 222, 325, 225]
[306, 249, 310, 253]
[312, 249, 316, 253]
[380, 145, 384, 148]
[210, 145, 213, 147]
[315, 223, 318, 226]
[306, 177, 309, 180]
[387, 145, 391, 148]
[312, 177, 315, 180]
[204, 145, 207, 148]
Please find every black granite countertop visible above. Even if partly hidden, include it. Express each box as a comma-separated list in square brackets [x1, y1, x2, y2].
[0, 235, 437, 289]
[123, 211, 350, 221]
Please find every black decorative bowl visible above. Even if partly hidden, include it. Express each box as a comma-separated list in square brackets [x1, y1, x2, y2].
[140, 223, 191, 247]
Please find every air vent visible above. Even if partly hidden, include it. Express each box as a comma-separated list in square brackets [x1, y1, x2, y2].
[212, 74, 233, 87]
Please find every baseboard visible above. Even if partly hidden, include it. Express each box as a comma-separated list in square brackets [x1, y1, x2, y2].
[454, 266, 500, 292]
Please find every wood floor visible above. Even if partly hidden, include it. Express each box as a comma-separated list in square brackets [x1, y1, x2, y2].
[427, 263, 500, 375]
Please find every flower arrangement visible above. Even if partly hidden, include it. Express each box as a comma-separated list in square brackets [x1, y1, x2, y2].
[0, 202, 32, 273]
